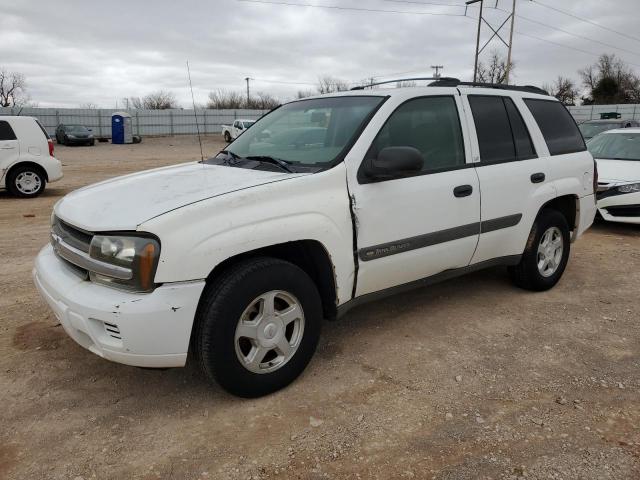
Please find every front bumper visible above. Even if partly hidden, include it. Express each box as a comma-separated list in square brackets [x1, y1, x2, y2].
[33, 244, 205, 367]
[596, 190, 640, 224]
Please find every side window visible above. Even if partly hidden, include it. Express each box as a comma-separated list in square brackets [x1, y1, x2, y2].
[503, 98, 536, 160]
[468, 96, 515, 163]
[368, 96, 465, 173]
[523, 99, 586, 155]
[0, 120, 17, 141]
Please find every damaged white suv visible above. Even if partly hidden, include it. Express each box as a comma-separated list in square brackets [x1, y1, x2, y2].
[34, 80, 596, 397]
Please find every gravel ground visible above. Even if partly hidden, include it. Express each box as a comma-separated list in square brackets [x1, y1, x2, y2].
[1, 135, 639, 480]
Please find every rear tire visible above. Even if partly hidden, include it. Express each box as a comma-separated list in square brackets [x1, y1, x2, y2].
[7, 165, 46, 198]
[508, 209, 570, 291]
[194, 257, 322, 398]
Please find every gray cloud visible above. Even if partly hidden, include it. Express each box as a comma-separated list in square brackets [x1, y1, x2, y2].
[2, 0, 640, 107]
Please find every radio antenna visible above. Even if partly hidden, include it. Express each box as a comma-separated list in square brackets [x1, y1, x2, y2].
[186, 60, 204, 162]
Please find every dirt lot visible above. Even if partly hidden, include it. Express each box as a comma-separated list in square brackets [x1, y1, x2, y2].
[1, 135, 639, 480]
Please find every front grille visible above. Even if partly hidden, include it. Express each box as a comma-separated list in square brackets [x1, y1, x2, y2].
[103, 322, 122, 340]
[605, 204, 640, 217]
[52, 216, 93, 253]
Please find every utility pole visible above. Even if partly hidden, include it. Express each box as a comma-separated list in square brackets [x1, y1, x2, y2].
[465, 0, 517, 84]
[244, 77, 251, 105]
[504, 0, 517, 84]
[431, 65, 444, 79]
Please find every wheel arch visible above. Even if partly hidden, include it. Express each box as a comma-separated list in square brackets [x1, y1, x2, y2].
[203, 239, 338, 321]
[539, 194, 578, 232]
[5, 161, 49, 186]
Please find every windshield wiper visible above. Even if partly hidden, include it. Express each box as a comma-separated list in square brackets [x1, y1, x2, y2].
[245, 155, 294, 173]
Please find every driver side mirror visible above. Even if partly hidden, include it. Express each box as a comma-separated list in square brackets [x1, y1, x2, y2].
[361, 146, 424, 182]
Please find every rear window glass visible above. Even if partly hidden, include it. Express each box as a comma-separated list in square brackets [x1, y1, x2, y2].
[468, 96, 516, 163]
[524, 99, 586, 155]
[0, 120, 17, 141]
[504, 97, 536, 160]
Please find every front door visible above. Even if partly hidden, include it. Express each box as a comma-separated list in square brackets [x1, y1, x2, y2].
[347, 94, 481, 297]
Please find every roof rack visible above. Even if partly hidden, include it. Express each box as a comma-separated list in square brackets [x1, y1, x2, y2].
[429, 78, 549, 95]
[350, 77, 460, 90]
[351, 76, 549, 96]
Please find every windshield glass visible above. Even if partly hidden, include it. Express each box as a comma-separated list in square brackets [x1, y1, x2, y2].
[68, 125, 89, 133]
[226, 96, 385, 167]
[242, 121, 255, 129]
[579, 122, 620, 138]
[587, 132, 640, 160]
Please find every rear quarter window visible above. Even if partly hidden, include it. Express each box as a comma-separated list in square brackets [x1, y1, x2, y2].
[524, 99, 586, 156]
[0, 120, 17, 141]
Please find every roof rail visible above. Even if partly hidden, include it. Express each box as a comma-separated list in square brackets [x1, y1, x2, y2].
[350, 77, 460, 90]
[429, 78, 549, 95]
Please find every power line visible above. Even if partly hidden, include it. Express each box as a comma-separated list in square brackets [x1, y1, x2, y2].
[236, 0, 468, 16]
[530, 0, 640, 45]
[493, 6, 640, 59]
[252, 78, 318, 86]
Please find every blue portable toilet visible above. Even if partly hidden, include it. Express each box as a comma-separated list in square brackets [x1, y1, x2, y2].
[111, 112, 133, 144]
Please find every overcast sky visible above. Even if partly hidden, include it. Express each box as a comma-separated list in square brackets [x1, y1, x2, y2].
[2, 0, 640, 108]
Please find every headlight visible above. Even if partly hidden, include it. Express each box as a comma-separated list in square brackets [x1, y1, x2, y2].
[89, 235, 160, 292]
[617, 182, 640, 193]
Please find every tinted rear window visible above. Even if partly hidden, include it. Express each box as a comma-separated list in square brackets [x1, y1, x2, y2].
[504, 97, 536, 160]
[0, 120, 17, 141]
[524, 99, 586, 155]
[469, 96, 515, 163]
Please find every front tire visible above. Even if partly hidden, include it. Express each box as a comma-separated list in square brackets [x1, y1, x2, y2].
[509, 209, 570, 291]
[194, 257, 322, 397]
[7, 165, 46, 198]
[224, 131, 231, 143]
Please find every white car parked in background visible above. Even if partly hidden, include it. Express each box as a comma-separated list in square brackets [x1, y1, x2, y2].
[221, 119, 256, 142]
[34, 80, 596, 397]
[589, 128, 640, 224]
[0, 116, 63, 197]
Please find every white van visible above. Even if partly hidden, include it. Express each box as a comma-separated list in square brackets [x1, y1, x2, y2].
[0, 116, 63, 197]
[34, 80, 596, 397]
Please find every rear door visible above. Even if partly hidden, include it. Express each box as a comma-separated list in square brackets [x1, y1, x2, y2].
[463, 94, 556, 264]
[0, 120, 20, 178]
[348, 94, 481, 296]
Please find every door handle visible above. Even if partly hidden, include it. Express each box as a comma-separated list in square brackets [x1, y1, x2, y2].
[0, 145, 15, 149]
[531, 172, 546, 183]
[453, 184, 473, 197]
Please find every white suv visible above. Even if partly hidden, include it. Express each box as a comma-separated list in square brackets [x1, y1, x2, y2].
[34, 81, 596, 397]
[1, 116, 63, 197]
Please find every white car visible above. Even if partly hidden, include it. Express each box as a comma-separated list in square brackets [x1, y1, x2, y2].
[588, 128, 640, 224]
[34, 81, 596, 397]
[221, 119, 256, 142]
[1, 116, 63, 197]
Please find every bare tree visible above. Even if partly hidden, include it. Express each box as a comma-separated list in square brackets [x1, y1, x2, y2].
[476, 51, 515, 84]
[206, 89, 246, 109]
[0, 68, 28, 107]
[296, 89, 315, 99]
[579, 53, 640, 104]
[247, 92, 280, 110]
[317, 76, 349, 94]
[128, 90, 178, 110]
[79, 102, 98, 109]
[542, 76, 580, 105]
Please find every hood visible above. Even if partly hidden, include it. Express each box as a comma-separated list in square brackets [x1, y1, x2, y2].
[55, 162, 301, 231]
[595, 158, 640, 183]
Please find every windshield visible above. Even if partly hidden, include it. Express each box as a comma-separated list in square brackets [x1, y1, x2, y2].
[67, 125, 89, 133]
[587, 132, 640, 160]
[242, 121, 255, 129]
[579, 122, 620, 138]
[225, 96, 385, 167]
